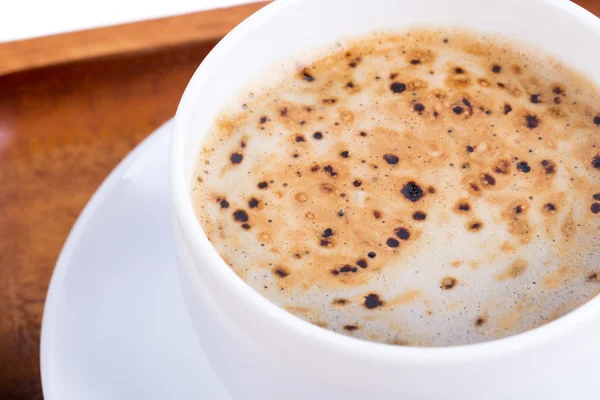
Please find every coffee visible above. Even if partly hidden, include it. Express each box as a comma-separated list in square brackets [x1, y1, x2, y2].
[192, 29, 600, 346]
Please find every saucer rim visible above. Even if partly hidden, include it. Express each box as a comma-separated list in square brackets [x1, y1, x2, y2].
[39, 119, 173, 400]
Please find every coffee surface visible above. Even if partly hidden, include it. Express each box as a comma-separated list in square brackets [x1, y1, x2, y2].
[192, 29, 600, 346]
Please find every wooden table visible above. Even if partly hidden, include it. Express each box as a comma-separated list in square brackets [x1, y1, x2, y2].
[0, 1, 598, 398]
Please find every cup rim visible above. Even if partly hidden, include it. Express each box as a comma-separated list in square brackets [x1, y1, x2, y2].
[170, 0, 600, 364]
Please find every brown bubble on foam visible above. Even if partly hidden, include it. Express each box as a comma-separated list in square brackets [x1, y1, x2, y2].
[474, 315, 488, 327]
[441, 277, 458, 290]
[332, 298, 349, 306]
[319, 237, 334, 248]
[466, 180, 482, 196]
[248, 198, 260, 209]
[273, 267, 290, 278]
[467, 220, 483, 232]
[542, 203, 557, 215]
[364, 293, 384, 309]
[390, 82, 407, 94]
[300, 68, 315, 82]
[337, 108, 356, 127]
[445, 67, 472, 90]
[498, 200, 534, 244]
[413, 103, 426, 114]
[432, 88, 447, 99]
[400, 181, 425, 202]
[540, 159, 556, 175]
[406, 48, 436, 65]
[295, 192, 309, 202]
[343, 325, 360, 332]
[320, 183, 336, 193]
[477, 78, 491, 88]
[496, 259, 528, 281]
[386, 238, 400, 248]
[592, 155, 600, 170]
[407, 80, 428, 91]
[383, 154, 400, 165]
[412, 211, 427, 221]
[525, 114, 540, 129]
[452, 105, 465, 115]
[233, 209, 249, 223]
[454, 199, 471, 213]
[493, 159, 511, 174]
[504, 199, 529, 217]
[504, 83, 522, 98]
[530, 94, 542, 104]
[480, 173, 496, 187]
[333, 264, 358, 275]
[346, 53, 362, 68]
[230, 152, 243, 164]
[323, 165, 338, 177]
[214, 195, 230, 210]
[394, 227, 411, 240]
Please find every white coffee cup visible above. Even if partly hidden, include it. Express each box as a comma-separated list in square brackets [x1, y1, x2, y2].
[170, 0, 600, 398]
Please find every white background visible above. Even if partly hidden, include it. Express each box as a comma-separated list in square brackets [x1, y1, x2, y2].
[0, 0, 255, 43]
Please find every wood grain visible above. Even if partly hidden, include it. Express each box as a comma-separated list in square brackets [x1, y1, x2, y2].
[0, 1, 598, 399]
[0, 2, 268, 77]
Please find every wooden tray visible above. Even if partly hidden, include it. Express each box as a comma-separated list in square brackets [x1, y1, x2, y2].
[0, 1, 598, 398]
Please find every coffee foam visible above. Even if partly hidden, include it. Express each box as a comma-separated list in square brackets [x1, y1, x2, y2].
[192, 29, 600, 346]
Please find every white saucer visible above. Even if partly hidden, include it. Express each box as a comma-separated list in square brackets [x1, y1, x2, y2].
[40, 120, 232, 400]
